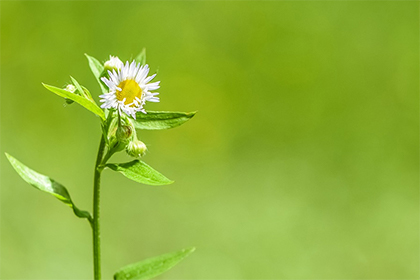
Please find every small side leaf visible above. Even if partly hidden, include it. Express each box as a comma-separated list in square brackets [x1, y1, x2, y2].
[70, 76, 93, 100]
[85, 53, 107, 94]
[70, 76, 84, 97]
[43, 83, 105, 120]
[5, 153, 92, 221]
[106, 160, 173, 186]
[81, 85, 95, 102]
[114, 247, 195, 280]
[135, 48, 146, 65]
[133, 111, 196, 130]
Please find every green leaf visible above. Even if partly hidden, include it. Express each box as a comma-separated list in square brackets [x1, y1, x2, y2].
[133, 111, 196, 130]
[5, 153, 92, 221]
[135, 48, 146, 65]
[70, 76, 93, 100]
[70, 76, 84, 96]
[81, 85, 95, 101]
[85, 53, 107, 94]
[114, 247, 195, 280]
[43, 83, 105, 120]
[106, 160, 173, 186]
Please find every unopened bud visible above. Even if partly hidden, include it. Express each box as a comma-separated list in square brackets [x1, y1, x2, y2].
[104, 56, 123, 74]
[107, 115, 136, 152]
[65, 84, 76, 93]
[126, 140, 147, 158]
[116, 125, 134, 143]
[64, 84, 76, 104]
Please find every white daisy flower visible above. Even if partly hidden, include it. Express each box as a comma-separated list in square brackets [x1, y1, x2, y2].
[100, 60, 160, 118]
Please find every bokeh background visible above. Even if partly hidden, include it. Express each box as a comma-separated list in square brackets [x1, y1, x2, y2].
[1, 1, 418, 279]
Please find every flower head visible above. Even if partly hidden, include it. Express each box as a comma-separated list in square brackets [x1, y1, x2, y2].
[100, 60, 160, 118]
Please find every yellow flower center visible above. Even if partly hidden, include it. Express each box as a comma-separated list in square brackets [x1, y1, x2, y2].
[116, 79, 142, 106]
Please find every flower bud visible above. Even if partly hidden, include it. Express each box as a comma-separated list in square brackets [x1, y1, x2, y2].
[106, 115, 136, 152]
[126, 139, 147, 158]
[104, 56, 123, 74]
[64, 84, 76, 104]
[116, 124, 134, 143]
[65, 84, 76, 93]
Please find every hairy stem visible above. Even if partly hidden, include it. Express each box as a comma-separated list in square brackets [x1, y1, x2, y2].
[93, 136, 106, 280]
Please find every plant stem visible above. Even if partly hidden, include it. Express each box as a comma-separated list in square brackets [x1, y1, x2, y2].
[93, 136, 106, 280]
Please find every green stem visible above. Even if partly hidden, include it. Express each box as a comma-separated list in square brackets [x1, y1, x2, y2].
[93, 135, 106, 280]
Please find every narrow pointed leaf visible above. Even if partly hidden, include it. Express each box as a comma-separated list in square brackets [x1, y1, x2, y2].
[81, 85, 95, 101]
[106, 160, 173, 186]
[133, 111, 196, 130]
[114, 247, 195, 280]
[85, 53, 107, 93]
[5, 153, 92, 221]
[69, 76, 93, 100]
[70, 76, 84, 96]
[135, 48, 146, 65]
[43, 83, 105, 120]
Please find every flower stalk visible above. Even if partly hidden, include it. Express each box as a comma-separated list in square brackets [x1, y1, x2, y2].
[92, 135, 106, 280]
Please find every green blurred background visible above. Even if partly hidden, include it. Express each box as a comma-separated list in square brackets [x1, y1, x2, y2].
[1, 1, 418, 279]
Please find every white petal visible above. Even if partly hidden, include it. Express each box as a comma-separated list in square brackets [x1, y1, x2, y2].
[144, 74, 156, 84]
